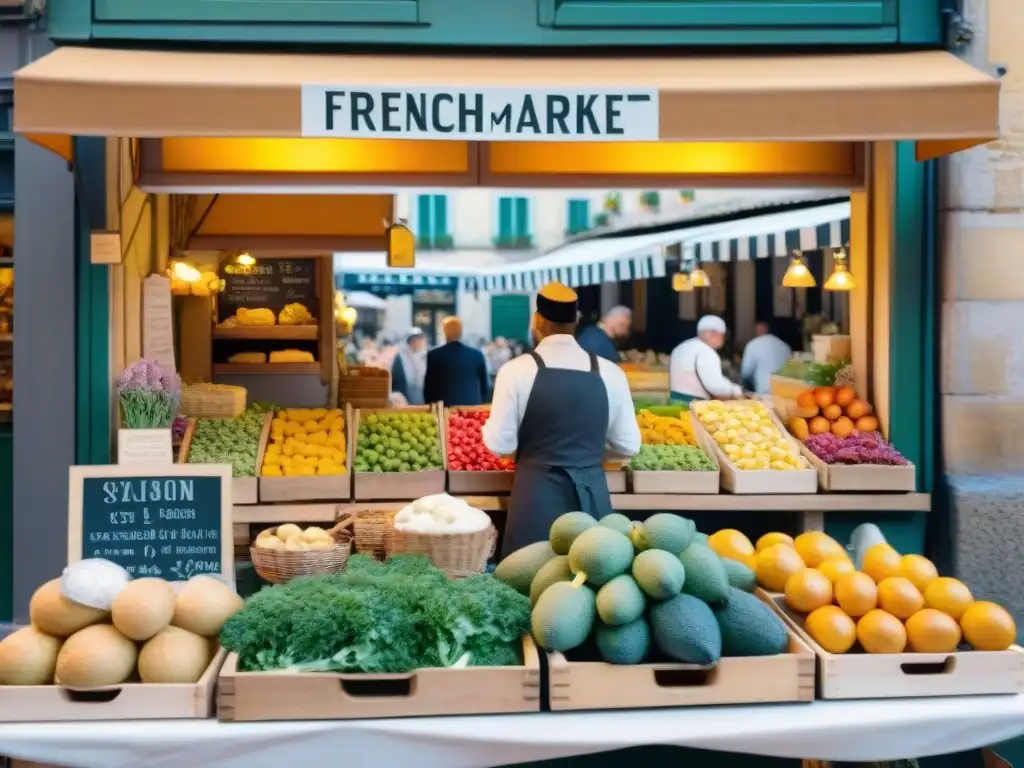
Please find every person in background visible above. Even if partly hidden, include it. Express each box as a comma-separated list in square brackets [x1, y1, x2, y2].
[423, 317, 489, 406]
[390, 328, 428, 405]
[669, 315, 744, 403]
[741, 320, 793, 395]
[486, 336, 514, 376]
[483, 282, 641, 558]
[577, 305, 632, 362]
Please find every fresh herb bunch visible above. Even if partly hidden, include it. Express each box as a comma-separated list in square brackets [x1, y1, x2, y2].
[629, 444, 715, 472]
[116, 359, 181, 429]
[186, 405, 269, 477]
[220, 554, 531, 673]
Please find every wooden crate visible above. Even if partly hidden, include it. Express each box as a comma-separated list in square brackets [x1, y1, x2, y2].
[218, 636, 541, 721]
[258, 404, 351, 502]
[0, 649, 226, 722]
[352, 405, 446, 501]
[337, 363, 391, 409]
[444, 406, 515, 494]
[548, 592, 815, 711]
[767, 594, 1024, 700]
[798, 442, 917, 493]
[691, 403, 818, 495]
[629, 416, 721, 494]
[177, 414, 271, 505]
[604, 461, 627, 494]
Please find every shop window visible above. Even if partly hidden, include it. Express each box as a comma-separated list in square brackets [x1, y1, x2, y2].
[496, 196, 532, 249]
[415, 194, 452, 250]
[566, 199, 590, 236]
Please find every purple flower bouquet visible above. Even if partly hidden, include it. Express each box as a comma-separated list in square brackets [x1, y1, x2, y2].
[116, 359, 182, 429]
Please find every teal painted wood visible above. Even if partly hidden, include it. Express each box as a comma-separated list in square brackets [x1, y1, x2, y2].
[47, 0, 92, 39]
[94, 0, 418, 24]
[490, 294, 531, 343]
[416, 193, 431, 241]
[540, 0, 895, 28]
[898, 0, 941, 43]
[0, 430, 11, 622]
[433, 194, 448, 237]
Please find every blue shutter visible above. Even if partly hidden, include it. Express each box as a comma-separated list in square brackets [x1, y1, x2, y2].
[416, 195, 432, 243]
[498, 197, 513, 242]
[514, 197, 529, 239]
[567, 199, 589, 234]
[433, 194, 448, 237]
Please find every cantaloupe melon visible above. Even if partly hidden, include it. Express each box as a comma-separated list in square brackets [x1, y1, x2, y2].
[549, 512, 598, 555]
[494, 541, 557, 595]
[632, 549, 685, 600]
[595, 574, 646, 626]
[632, 514, 696, 555]
[679, 544, 730, 603]
[529, 555, 573, 606]
[595, 617, 651, 665]
[531, 581, 596, 652]
[649, 593, 722, 665]
[568, 526, 634, 587]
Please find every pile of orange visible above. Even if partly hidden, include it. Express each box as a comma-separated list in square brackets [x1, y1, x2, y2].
[788, 386, 879, 441]
[713, 529, 1017, 655]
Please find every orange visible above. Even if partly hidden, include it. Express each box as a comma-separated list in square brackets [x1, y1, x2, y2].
[794, 531, 847, 569]
[788, 417, 810, 442]
[857, 609, 907, 654]
[862, 543, 902, 584]
[905, 608, 962, 653]
[831, 416, 855, 439]
[796, 390, 816, 410]
[899, 554, 939, 593]
[805, 605, 857, 654]
[823, 404, 843, 421]
[835, 386, 857, 408]
[923, 577, 974, 621]
[855, 415, 880, 433]
[813, 387, 836, 409]
[818, 556, 856, 585]
[834, 571, 878, 618]
[809, 416, 831, 435]
[785, 568, 834, 613]
[845, 399, 871, 420]
[960, 601, 1017, 652]
[756, 532, 795, 553]
[876, 577, 924, 620]
[755, 544, 806, 592]
[708, 529, 755, 566]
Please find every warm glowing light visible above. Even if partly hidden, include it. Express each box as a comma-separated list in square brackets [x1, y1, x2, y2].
[690, 268, 711, 288]
[824, 249, 857, 292]
[171, 261, 201, 283]
[782, 252, 817, 288]
[672, 272, 693, 292]
[236, 252, 255, 267]
[341, 307, 358, 324]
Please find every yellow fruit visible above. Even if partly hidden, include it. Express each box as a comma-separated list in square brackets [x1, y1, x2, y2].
[960, 601, 1017, 651]
[876, 577, 924, 620]
[862, 543, 902, 583]
[899, 554, 939, 592]
[923, 577, 974, 621]
[905, 609, 962, 653]
[857, 609, 907, 654]
[784, 568, 834, 613]
[818, 556, 855, 585]
[834, 571, 878, 618]
[755, 544, 806, 592]
[793, 531, 847, 568]
[708, 529, 755, 564]
[756, 532, 794, 553]
[805, 605, 857, 654]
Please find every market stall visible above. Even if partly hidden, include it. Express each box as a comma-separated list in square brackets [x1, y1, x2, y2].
[4, 43, 1016, 766]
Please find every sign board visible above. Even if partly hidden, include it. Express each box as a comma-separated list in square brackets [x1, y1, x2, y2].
[68, 464, 233, 585]
[217, 257, 317, 324]
[90, 231, 123, 265]
[118, 428, 174, 466]
[301, 86, 659, 141]
[142, 274, 176, 370]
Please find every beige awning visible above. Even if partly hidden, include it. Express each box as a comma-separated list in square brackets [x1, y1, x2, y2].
[15, 47, 999, 157]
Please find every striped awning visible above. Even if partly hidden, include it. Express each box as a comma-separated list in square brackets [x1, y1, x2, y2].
[340, 272, 460, 288]
[686, 212, 851, 264]
[463, 251, 663, 293]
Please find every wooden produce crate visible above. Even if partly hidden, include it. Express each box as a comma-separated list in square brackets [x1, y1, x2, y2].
[629, 417, 721, 495]
[337, 362, 391, 409]
[692, 404, 818, 495]
[603, 460, 627, 494]
[767, 594, 1024, 699]
[258, 404, 352, 502]
[0, 649, 226, 723]
[548, 592, 815, 711]
[218, 636, 540, 721]
[177, 414, 271, 505]
[798, 442, 917, 493]
[352, 405, 446, 501]
[444, 406, 515, 494]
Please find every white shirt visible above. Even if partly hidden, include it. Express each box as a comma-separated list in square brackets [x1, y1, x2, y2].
[741, 333, 793, 395]
[669, 337, 743, 399]
[482, 335, 641, 459]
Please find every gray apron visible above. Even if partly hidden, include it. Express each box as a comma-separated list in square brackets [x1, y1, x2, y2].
[500, 351, 614, 558]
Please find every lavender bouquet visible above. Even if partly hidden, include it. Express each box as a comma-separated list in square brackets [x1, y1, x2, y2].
[117, 359, 181, 429]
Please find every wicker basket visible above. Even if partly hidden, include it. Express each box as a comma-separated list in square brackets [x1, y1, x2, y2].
[337, 509, 396, 559]
[384, 525, 497, 579]
[180, 383, 247, 419]
[250, 520, 353, 584]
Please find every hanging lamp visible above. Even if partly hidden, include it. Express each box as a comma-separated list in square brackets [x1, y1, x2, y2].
[824, 247, 857, 291]
[782, 251, 816, 288]
[672, 272, 693, 292]
[690, 267, 711, 288]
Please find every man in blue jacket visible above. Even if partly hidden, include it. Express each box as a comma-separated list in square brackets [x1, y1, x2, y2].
[577, 305, 632, 362]
[423, 316, 489, 406]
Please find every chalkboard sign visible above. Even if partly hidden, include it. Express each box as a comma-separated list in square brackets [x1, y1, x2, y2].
[217, 257, 318, 323]
[68, 464, 233, 583]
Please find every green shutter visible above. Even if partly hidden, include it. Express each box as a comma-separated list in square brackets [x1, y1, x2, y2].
[416, 194, 433, 242]
[498, 197, 513, 241]
[433, 194, 448, 237]
[568, 199, 589, 233]
[491, 294, 531, 343]
[514, 197, 529, 238]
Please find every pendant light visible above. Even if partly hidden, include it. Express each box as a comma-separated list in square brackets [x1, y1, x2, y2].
[690, 267, 711, 288]
[824, 247, 857, 291]
[782, 250, 816, 288]
[672, 272, 693, 292]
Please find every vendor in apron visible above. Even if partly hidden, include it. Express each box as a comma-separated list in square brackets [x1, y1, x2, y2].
[668, 315, 744, 403]
[482, 282, 642, 558]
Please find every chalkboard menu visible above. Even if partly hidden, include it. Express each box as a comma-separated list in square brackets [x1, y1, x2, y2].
[217, 257, 318, 323]
[68, 465, 233, 583]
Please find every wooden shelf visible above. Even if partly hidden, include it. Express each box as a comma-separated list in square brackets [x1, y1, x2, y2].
[0, 334, 10, 342]
[213, 325, 318, 341]
[213, 362, 320, 376]
[233, 493, 931, 524]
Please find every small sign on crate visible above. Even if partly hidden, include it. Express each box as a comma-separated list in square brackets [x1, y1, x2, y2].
[118, 428, 173, 466]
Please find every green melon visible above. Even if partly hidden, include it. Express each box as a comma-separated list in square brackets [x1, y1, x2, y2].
[721, 557, 757, 593]
[649, 593, 722, 665]
[599, 513, 634, 538]
[531, 581, 596, 652]
[595, 617, 651, 665]
[632, 514, 696, 555]
[631, 549, 686, 600]
[712, 587, 789, 657]
[494, 541, 557, 595]
[529, 555, 572, 606]
[549, 512, 598, 555]
[567, 526, 634, 588]
[679, 543, 730, 603]
[595, 574, 646, 626]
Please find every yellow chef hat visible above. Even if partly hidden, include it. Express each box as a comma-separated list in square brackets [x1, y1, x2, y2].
[536, 281, 578, 323]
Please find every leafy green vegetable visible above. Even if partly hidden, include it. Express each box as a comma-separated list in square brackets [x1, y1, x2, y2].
[219, 554, 531, 673]
[185, 404, 269, 478]
[776, 359, 844, 387]
[629, 444, 715, 472]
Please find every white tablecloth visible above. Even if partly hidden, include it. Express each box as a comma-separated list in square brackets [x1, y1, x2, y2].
[2, 696, 1023, 768]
